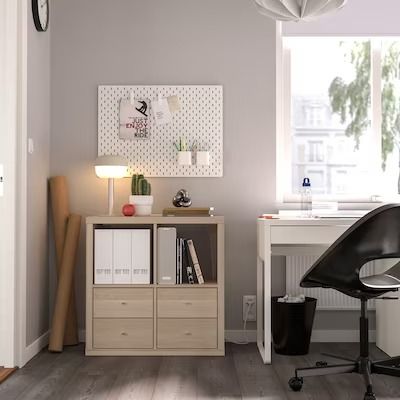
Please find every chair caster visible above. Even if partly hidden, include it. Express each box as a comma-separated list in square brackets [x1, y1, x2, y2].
[316, 361, 328, 367]
[288, 377, 303, 392]
[364, 392, 376, 400]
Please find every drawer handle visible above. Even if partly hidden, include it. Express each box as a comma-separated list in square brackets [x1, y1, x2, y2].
[121, 302, 127, 305]
[184, 331, 192, 336]
[184, 302, 192, 306]
[121, 331, 128, 336]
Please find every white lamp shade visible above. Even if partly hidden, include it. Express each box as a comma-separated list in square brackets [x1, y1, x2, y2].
[94, 155, 128, 179]
[255, 0, 347, 22]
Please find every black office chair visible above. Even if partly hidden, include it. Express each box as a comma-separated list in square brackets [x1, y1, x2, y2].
[288, 204, 400, 400]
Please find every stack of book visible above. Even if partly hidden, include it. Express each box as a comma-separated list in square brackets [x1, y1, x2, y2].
[176, 238, 205, 284]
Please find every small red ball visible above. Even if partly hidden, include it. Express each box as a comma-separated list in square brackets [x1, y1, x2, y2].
[122, 203, 135, 216]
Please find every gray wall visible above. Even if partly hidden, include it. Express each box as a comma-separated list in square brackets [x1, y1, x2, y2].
[50, 0, 368, 333]
[50, 0, 276, 331]
[26, 1, 51, 345]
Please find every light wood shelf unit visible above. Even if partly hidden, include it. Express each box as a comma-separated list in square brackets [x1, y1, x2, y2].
[86, 215, 224, 356]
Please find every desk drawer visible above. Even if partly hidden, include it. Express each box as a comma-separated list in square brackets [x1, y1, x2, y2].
[157, 318, 217, 349]
[271, 225, 348, 245]
[157, 288, 217, 318]
[93, 318, 153, 349]
[93, 288, 153, 318]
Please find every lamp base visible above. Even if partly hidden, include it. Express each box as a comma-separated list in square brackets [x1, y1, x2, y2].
[108, 178, 114, 216]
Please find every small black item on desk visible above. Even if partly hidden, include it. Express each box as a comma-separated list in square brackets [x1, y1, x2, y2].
[173, 189, 192, 207]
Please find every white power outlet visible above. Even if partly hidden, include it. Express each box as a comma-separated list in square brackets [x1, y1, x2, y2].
[243, 295, 256, 322]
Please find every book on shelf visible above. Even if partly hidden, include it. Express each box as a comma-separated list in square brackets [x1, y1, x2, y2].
[183, 240, 196, 284]
[176, 238, 200, 284]
[185, 239, 205, 284]
[163, 207, 214, 217]
[176, 238, 184, 284]
[176, 238, 180, 284]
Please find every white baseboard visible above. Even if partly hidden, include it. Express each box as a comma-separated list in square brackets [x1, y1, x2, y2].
[311, 329, 376, 343]
[21, 330, 49, 367]
[16, 328, 376, 367]
[225, 330, 257, 343]
[225, 329, 376, 343]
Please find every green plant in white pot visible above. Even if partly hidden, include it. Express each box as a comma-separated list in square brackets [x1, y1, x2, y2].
[129, 174, 153, 216]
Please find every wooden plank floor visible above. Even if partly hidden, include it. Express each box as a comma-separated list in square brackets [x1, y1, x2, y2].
[1, 343, 400, 399]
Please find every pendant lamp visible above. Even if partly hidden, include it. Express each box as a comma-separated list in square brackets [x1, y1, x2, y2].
[255, 0, 347, 22]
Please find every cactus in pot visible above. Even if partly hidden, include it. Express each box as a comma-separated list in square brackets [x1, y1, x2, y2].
[129, 174, 153, 216]
[131, 174, 152, 196]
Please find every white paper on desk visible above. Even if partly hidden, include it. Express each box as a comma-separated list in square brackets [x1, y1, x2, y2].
[312, 201, 338, 214]
[151, 98, 172, 125]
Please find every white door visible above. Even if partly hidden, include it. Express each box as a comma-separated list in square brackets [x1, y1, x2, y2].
[0, 0, 26, 368]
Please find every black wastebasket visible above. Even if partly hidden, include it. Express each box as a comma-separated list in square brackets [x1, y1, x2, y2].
[272, 296, 317, 355]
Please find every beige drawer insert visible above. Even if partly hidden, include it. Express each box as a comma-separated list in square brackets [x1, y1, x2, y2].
[94, 288, 153, 318]
[157, 318, 217, 349]
[93, 318, 153, 349]
[157, 288, 217, 318]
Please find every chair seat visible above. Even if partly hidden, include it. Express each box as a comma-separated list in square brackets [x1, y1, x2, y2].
[361, 273, 400, 289]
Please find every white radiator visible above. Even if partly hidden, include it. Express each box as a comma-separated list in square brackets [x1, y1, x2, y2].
[286, 256, 375, 310]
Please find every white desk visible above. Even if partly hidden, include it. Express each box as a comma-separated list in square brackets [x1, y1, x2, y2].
[257, 216, 358, 364]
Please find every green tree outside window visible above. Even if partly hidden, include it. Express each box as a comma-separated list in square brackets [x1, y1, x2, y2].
[329, 41, 400, 191]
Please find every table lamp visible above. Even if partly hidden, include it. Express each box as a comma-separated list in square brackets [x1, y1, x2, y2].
[94, 155, 128, 215]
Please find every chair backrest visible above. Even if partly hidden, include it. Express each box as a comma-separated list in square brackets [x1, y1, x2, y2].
[301, 204, 400, 297]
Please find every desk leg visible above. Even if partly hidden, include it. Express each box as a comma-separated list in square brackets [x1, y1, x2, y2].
[257, 252, 271, 364]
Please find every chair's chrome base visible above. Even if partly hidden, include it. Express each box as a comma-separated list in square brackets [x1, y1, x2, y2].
[288, 300, 400, 400]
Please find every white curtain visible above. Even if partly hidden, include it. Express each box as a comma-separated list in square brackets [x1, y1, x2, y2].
[255, 0, 347, 22]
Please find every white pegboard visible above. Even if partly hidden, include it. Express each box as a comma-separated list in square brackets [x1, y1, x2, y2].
[98, 85, 223, 177]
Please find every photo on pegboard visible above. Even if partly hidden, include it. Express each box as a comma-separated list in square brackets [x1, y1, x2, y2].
[151, 97, 172, 126]
[119, 98, 150, 139]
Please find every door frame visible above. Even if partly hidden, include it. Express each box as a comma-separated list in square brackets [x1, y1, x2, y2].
[0, 0, 28, 368]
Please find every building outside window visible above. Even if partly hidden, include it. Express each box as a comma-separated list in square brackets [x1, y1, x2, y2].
[279, 38, 400, 201]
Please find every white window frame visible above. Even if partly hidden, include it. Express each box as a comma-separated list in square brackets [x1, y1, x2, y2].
[276, 25, 394, 205]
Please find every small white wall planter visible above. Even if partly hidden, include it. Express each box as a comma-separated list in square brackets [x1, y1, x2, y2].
[178, 151, 192, 165]
[196, 151, 210, 166]
[129, 195, 154, 216]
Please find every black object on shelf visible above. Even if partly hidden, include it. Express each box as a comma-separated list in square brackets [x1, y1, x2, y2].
[272, 296, 317, 355]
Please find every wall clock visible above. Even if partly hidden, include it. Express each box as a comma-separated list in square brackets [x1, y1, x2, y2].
[32, 0, 49, 32]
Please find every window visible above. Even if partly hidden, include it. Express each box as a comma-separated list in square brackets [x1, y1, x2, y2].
[278, 37, 400, 201]
[308, 141, 324, 162]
